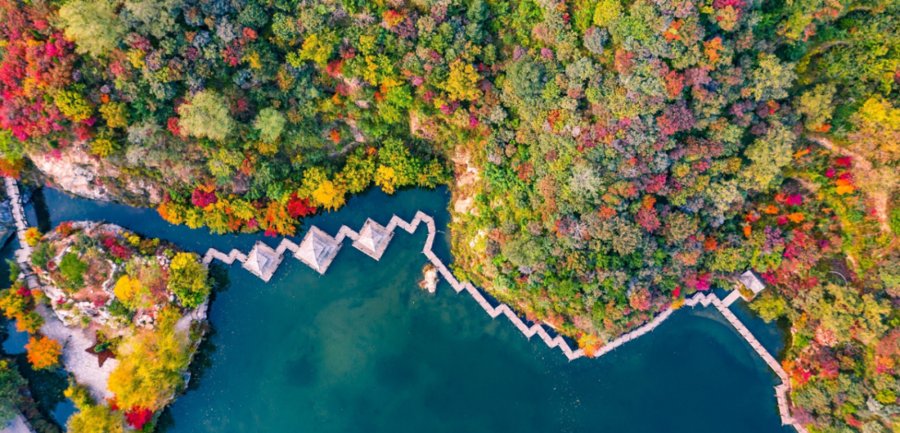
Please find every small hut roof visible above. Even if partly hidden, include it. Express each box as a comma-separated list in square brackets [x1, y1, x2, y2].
[352, 219, 393, 260]
[295, 227, 341, 274]
[243, 242, 282, 282]
[739, 270, 766, 295]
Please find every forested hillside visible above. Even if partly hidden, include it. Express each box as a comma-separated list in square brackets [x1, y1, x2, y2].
[0, 1, 896, 432]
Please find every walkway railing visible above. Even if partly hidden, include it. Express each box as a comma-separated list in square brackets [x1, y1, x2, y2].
[2, 177, 807, 433]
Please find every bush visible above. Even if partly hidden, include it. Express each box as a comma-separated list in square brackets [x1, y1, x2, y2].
[30, 243, 51, 269]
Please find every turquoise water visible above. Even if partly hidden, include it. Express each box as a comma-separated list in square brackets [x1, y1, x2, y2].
[19, 188, 792, 433]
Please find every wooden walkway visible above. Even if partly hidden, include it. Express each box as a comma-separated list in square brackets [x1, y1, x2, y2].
[4, 177, 40, 291]
[723, 289, 742, 306]
[2, 177, 807, 433]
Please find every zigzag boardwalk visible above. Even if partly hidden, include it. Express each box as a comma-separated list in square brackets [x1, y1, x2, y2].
[3, 177, 807, 433]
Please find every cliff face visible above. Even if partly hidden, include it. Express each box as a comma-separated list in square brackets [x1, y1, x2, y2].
[28, 145, 163, 206]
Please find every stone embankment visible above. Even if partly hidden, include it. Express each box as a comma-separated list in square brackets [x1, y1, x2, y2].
[3, 177, 807, 433]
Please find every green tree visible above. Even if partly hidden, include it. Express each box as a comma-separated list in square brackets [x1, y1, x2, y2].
[750, 292, 788, 322]
[177, 91, 234, 141]
[254, 108, 287, 143]
[742, 123, 795, 191]
[58, 0, 125, 57]
[0, 359, 24, 424]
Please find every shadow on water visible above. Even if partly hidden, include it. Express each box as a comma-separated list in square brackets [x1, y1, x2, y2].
[184, 263, 231, 391]
[28, 187, 52, 233]
[157, 263, 233, 432]
[154, 326, 218, 433]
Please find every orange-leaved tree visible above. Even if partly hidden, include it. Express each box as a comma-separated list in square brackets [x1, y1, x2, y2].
[26, 336, 62, 369]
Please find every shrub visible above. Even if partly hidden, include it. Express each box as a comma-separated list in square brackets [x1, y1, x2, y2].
[30, 243, 51, 269]
[90, 137, 118, 158]
[23, 227, 41, 247]
[113, 275, 145, 310]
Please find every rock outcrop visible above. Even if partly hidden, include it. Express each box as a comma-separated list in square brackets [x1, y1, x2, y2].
[28, 145, 163, 206]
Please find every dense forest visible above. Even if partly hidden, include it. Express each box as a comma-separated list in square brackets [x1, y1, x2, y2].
[0, 0, 896, 432]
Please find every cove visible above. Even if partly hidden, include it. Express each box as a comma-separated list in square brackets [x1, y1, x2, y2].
[28, 187, 793, 433]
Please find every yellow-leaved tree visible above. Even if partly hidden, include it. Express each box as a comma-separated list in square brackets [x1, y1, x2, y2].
[167, 253, 209, 309]
[443, 60, 482, 102]
[107, 308, 191, 411]
[113, 275, 144, 310]
[65, 384, 124, 433]
[312, 180, 346, 210]
[374, 166, 398, 194]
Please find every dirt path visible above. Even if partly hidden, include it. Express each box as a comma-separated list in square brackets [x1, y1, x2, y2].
[808, 134, 892, 234]
[37, 305, 117, 401]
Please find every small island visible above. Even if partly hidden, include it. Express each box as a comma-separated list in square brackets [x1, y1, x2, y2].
[0, 221, 211, 432]
[419, 264, 438, 294]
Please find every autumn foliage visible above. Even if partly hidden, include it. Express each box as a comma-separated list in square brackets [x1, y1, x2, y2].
[25, 336, 61, 370]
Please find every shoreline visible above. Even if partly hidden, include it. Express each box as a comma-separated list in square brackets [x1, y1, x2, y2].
[5, 177, 806, 433]
[3, 179, 210, 431]
[198, 209, 806, 433]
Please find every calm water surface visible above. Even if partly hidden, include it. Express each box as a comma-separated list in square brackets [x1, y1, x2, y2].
[24, 187, 792, 433]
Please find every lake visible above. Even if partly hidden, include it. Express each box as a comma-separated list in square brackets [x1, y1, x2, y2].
[8, 187, 793, 433]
